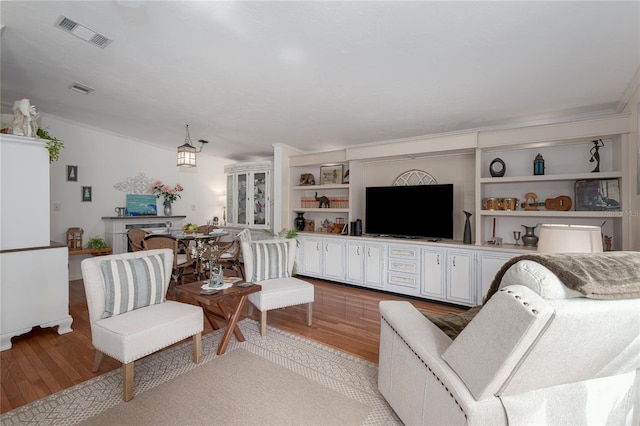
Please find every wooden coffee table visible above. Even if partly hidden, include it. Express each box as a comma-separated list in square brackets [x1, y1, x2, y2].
[175, 280, 260, 355]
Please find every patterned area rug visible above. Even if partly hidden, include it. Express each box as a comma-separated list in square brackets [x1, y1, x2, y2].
[1, 319, 400, 425]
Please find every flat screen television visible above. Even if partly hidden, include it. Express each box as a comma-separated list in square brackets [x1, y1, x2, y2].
[365, 184, 454, 239]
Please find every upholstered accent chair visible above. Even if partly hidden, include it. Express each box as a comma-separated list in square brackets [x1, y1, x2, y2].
[241, 238, 314, 336]
[378, 257, 640, 425]
[81, 249, 203, 401]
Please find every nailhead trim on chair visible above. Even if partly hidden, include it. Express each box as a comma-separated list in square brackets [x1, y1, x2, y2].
[96, 331, 200, 364]
[501, 288, 540, 315]
[381, 316, 468, 420]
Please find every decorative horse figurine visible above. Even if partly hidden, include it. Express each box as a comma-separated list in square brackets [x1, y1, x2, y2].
[315, 192, 330, 208]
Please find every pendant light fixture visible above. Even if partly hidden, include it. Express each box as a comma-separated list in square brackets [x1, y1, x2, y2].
[177, 124, 208, 167]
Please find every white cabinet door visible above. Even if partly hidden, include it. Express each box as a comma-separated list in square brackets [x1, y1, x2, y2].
[477, 251, 520, 304]
[346, 242, 364, 284]
[323, 239, 346, 281]
[301, 237, 323, 277]
[347, 242, 383, 288]
[421, 247, 446, 300]
[364, 244, 384, 288]
[447, 250, 475, 305]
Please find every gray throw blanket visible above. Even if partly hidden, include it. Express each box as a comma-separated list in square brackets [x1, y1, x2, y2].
[428, 252, 640, 340]
[484, 251, 640, 304]
[424, 251, 640, 339]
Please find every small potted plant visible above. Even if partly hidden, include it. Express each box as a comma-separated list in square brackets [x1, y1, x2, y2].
[86, 236, 109, 256]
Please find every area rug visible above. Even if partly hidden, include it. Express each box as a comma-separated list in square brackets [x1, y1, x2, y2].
[1, 319, 400, 425]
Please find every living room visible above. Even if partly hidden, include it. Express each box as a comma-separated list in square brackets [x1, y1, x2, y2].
[1, 1, 640, 424]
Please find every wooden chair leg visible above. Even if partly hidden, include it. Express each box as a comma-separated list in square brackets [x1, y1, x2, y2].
[92, 349, 104, 372]
[123, 361, 134, 402]
[193, 332, 202, 364]
[239, 263, 245, 280]
[260, 310, 267, 336]
[306, 302, 313, 326]
[247, 303, 254, 316]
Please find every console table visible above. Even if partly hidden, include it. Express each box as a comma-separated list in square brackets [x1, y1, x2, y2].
[102, 216, 186, 254]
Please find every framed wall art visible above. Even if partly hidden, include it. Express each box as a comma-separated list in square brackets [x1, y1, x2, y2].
[574, 178, 621, 211]
[320, 164, 343, 185]
[67, 165, 78, 182]
[126, 194, 158, 216]
[82, 186, 92, 202]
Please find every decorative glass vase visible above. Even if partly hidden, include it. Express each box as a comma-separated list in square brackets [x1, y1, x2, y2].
[209, 265, 224, 288]
[163, 200, 172, 216]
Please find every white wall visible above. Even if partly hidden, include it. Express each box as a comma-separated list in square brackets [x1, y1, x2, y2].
[622, 85, 640, 250]
[363, 153, 476, 241]
[39, 114, 231, 278]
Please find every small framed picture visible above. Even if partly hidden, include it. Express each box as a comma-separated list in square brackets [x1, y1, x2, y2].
[574, 178, 620, 211]
[82, 186, 92, 202]
[320, 164, 343, 185]
[67, 165, 78, 182]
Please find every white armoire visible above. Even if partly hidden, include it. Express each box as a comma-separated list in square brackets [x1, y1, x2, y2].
[0, 134, 72, 351]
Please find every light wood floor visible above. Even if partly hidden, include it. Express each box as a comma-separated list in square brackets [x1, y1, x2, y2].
[1, 276, 464, 414]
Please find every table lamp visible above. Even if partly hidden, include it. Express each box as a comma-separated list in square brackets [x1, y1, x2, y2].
[537, 224, 603, 253]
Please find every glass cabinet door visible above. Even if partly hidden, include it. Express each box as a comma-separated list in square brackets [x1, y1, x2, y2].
[226, 174, 234, 226]
[252, 172, 267, 226]
[236, 173, 248, 225]
[224, 161, 271, 229]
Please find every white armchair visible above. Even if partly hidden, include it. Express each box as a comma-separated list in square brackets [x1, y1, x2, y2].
[378, 256, 640, 425]
[241, 238, 314, 336]
[81, 249, 203, 401]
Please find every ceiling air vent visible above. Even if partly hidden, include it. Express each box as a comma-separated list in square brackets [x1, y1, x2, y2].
[69, 82, 94, 95]
[55, 15, 112, 48]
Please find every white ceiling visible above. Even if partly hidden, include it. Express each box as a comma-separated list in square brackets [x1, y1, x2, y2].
[1, 1, 638, 161]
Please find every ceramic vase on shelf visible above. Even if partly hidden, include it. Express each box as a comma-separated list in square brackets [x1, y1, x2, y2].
[294, 212, 306, 231]
[163, 200, 172, 216]
[463, 211, 472, 244]
[521, 225, 539, 247]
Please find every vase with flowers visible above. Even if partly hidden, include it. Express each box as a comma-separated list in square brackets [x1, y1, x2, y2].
[150, 181, 183, 216]
[191, 240, 223, 287]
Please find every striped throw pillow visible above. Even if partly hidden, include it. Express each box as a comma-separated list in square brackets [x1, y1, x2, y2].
[249, 241, 290, 282]
[100, 253, 166, 319]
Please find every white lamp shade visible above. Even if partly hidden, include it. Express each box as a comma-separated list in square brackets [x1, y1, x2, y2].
[537, 224, 603, 253]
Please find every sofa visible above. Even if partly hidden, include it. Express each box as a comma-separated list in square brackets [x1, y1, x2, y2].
[378, 252, 640, 425]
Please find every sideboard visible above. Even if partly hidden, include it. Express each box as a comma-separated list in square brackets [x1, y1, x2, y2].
[296, 233, 525, 307]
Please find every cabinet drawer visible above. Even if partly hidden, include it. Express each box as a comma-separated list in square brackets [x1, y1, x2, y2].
[388, 245, 420, 260]
[387, 271, 419, 289]
[387, 258, 419, 275]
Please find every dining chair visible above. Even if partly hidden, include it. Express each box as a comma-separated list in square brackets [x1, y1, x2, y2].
[217, 240, 244, 280]
[127, 229, 148, 252]
[142, 235, 197, 291]
[196, 224, 217, 234]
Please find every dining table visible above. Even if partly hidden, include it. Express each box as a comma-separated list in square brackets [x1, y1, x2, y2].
[168, 230, 230, 243]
